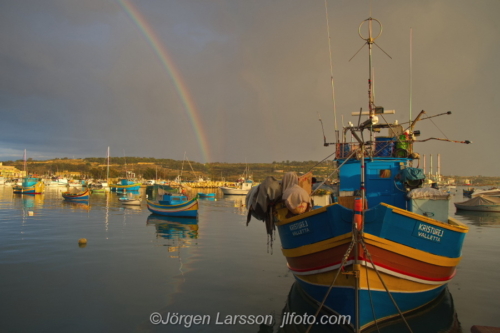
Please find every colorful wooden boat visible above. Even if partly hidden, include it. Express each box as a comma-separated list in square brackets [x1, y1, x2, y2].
[62, 188, 90, 201]
[13, 177, 45, 194]
[248, 16, 470, 332]
[109, 179, 141, 192]
[147, 193, 198, 217]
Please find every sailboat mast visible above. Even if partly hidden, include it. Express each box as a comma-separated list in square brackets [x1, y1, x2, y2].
[23, 149, 27, 176]
[107, 147, 110, 183]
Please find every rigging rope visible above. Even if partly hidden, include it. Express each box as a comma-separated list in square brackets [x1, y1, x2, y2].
[359, 238, 413, 333]
[324, 0, 338, 133]
[429, 118, 449, 140]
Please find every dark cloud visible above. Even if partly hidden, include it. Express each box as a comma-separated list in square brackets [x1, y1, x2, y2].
[0, 0, 498, 175]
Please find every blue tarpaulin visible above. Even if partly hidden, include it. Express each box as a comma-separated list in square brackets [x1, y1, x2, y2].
[399, 167, 425, 183]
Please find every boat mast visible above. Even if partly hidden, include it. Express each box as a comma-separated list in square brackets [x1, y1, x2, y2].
[106, 147, 110, 183]
[23, 149, 27, 177]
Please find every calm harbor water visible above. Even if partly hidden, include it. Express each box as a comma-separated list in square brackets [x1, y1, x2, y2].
[0, 185, 499, 332]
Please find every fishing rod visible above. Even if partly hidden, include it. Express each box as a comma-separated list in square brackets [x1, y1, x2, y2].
[415, 137, 472, 144]
[398, 111, 452, 126]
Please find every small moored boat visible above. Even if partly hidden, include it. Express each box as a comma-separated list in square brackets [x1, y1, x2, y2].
[109, 179, 141, 192]
[146, 185, 198, 217]
[13, 177, 45, 194]
[220, 180, 254, 195]
[62, 188, 90, 201]
[454, 195, 500, 212]
[147, 191, 198, 217]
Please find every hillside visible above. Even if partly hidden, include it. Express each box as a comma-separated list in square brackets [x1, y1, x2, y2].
[4, 156, 499, 185]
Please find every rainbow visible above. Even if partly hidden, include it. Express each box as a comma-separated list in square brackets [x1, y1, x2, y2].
[117, 0, 211, 163]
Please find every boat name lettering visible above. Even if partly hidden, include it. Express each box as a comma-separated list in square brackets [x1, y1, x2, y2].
[413, 223, 444, 243]
[289, 220, 308, 230]
[289, 220, 310, 236]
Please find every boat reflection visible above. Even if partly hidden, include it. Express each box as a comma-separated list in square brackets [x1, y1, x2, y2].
[274, 282, 460, 333]
[454, 210, 500, 227]
[146, 214, 199, 240]
[62, 200, 90, 211]
[16, 194, 45, 209]
[223, 194, 247, 215]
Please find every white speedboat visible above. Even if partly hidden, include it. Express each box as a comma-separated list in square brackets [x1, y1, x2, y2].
[220, 181, 254, 195]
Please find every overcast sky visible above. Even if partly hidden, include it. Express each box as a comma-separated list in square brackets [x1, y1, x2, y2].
[0, 0, 498, 176]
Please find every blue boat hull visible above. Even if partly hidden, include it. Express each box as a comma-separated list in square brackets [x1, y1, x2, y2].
[147, 196, 198, 217]
[275, 202, 468, 329]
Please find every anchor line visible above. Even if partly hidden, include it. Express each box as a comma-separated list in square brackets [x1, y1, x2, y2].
[363, 256, 381, 332]
[359, 237, 413, 333]
[305, 231, 357, 333]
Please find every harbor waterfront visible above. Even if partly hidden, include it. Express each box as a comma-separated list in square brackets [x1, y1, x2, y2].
[0, 185, 499, 332]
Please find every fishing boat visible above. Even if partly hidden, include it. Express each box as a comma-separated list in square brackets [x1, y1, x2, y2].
[462, 188, 474, 197]
[12, 150, 45, 194]
[247, 17, 470, 332]
[454, 195, 500, 212]
[13, 177, 45, 194]
[62, 188, 90, 201]
[109, 178, 141, 192]
[147, 185, 198, 217]
[220, 180, 254, 195]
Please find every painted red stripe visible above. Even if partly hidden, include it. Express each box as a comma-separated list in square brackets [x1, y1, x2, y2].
[288, 256, 455, 282]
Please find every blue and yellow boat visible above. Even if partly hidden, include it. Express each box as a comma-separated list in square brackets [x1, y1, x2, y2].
[13, 177, 45, 194]
[62, 188, 90, 201]
[249, 16, 471, 332]
[147, 193, 198, 217]
[109, 178, 141, 192]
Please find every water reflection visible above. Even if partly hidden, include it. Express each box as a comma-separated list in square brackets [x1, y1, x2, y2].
[16, 194, 45, 209]
[146, 214, 199, 241]
[274, 283, 461, 333]
[454, 210, 500, 227]
[61, 200, 90, 211]
[223, 194, 247, 216]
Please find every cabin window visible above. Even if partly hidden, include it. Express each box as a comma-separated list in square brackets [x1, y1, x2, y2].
[379, 169, 391, 178]
[172, 197, 179, 201]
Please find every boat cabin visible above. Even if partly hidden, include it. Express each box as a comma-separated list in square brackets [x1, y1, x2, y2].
[338, 157, 408, 209]
[22, 177, 40, 188]
[159, 193, 189, 205]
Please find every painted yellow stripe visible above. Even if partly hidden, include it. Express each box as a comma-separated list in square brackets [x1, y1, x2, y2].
[275, 203, 335, 226]
[281, 233, 352, 258]
[281, 232, 461, 267]
[295, 265, 445, 293]
[363, 233, 461, 267]
[381, 203, 469, 233]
